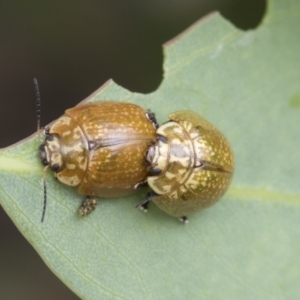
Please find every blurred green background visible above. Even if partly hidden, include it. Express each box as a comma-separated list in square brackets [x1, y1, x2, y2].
[0, 1, 265, 299]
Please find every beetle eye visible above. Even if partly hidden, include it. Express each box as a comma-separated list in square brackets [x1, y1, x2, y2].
[51, 163, 61, 172]
[149, 168, 162, 176]
[45, 134, 54, 141]
[157, 136, 168, 144]
[39, 144, 49, 166]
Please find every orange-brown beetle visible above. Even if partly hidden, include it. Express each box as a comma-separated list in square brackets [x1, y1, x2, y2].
[137, 110, 234, 223]
[39, 102, 157, 219]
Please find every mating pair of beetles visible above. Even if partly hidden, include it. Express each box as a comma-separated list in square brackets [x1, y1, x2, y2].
[38, 86, 234, 224]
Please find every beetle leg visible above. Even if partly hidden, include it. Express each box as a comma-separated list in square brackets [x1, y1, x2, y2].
[135, 191, 158, 212]
[178, 216, 189, 224]
[78, 196, 98, 216]
[145, 110, 159, 129]
[134, 180, 148, 190]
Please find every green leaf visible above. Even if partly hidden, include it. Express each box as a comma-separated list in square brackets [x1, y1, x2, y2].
[1, 0, 300, 299]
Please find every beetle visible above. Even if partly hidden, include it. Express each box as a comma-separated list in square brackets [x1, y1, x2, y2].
[39, 101, 158, 220]
[136, 110, 234, 223]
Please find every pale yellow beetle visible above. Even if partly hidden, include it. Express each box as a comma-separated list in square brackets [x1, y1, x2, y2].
[136, 110, 234, 223]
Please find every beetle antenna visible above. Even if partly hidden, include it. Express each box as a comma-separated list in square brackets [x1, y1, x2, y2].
[41, 165, 48, 223]
[33, 78, 42, 136]
[34, 78, 48, 222]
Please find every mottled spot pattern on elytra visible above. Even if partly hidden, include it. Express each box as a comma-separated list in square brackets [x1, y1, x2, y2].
[147, 110, 234, 217]
[46, 102, 156, 197]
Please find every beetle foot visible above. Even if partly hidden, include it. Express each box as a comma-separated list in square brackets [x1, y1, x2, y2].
[178, 216, 189, 224]
[78, 196, 98, 216]
[135, 191, 157, 212]
[138, 202, 149, 213]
